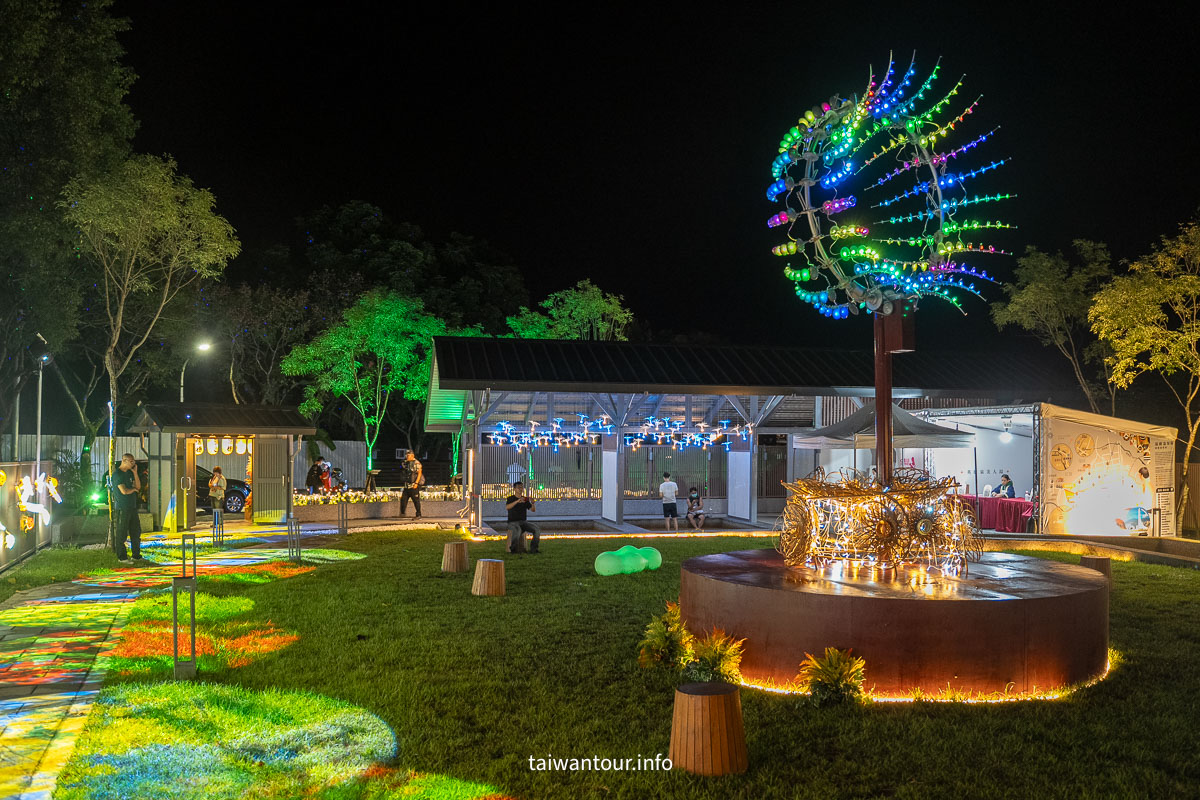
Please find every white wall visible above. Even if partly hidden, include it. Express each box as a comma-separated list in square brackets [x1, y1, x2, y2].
[925, 427, 1033, 497]
[727, 450, 752, 519]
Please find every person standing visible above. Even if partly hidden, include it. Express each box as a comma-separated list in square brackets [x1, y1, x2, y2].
[401, 450, 423, 519]
[505, 481, 541, 553]
[686, 487, 706, 530]
[659, 472, 680, 532]
[111, 453, 142, 562]
[305, 457, 325, 495]
[209, 466, 227, 513]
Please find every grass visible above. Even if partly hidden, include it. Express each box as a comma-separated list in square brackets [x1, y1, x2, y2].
[59, 531, 1200, 798]
[0, 545, 121, 604]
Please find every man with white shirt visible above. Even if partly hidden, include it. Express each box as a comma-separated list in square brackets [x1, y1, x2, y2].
[659, 472, 680, 531]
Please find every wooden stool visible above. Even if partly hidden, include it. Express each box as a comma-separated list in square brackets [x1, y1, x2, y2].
[441, 541, 469, 573]
[668, 682, 748, 776]
[1080, 556, 1112, 583]
[471, 558, 505, 596]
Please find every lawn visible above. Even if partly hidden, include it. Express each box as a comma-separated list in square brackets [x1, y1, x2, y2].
[0, 546, 121, 604]
[57, 531, 1200, 799]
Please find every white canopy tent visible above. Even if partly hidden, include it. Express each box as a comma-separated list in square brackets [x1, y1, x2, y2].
[793, 403, 977, 450]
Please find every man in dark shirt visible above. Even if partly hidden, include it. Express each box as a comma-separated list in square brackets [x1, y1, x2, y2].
[504, 481, 541, 554]
[400, 451, 423, 519]
[111, 452, 142, 562]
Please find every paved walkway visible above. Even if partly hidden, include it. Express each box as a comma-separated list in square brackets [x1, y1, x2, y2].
[0, 548, 290, 799]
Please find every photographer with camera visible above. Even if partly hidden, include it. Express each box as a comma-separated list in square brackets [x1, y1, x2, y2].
[504, 481, 541, 554]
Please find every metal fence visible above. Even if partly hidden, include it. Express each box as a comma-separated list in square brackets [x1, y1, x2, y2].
[482, 444, 602, 500]
[759, 445, 788, 498]
[624, 446, 727, 499]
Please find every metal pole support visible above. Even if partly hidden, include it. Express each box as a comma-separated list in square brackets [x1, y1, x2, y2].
[172, 574, 197, 679]
[211, 508, 224, 547]
[180, 533, 197, 577]
[286, 514, 302, 564]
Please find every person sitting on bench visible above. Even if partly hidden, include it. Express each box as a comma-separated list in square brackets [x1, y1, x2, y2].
[505, 481, 541, 554]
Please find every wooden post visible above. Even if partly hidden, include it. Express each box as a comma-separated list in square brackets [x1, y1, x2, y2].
[471, 558, 505, 596]
[668, 682, 748, 776]
[442, 540, 469, 573]
[1080, 556, 1112, 583]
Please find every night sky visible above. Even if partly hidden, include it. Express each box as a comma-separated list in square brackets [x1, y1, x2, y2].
[113, 4, 1199, 349]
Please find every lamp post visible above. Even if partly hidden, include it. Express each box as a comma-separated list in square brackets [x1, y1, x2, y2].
[179, 341, 212, 403]
[34, 334, 52, 522]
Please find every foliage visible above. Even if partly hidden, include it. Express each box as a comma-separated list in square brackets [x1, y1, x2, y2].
[203, 281, 327, 405]
[0, 0, 136, 435]
[992, 240, 1116, 414]
[49, 448, 90, 510]
[797, 647, 866, 707]
[681, 627, 745, 683]
[637, 601, 694, 670]
[1090, 220, 1200, 514]
[281, 291, 476, 464]
[61, 154, 239, 537]
[508, 279, 634, 341]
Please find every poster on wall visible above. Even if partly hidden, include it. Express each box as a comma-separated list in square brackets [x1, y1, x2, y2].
[1041, 418, 1173, 536]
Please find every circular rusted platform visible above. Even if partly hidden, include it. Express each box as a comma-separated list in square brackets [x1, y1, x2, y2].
[680, 550, 1109, 696]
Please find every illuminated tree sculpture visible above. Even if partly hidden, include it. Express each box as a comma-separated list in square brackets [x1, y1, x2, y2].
[767, 53, 1012, 319]
[768, 53, 1012, 572]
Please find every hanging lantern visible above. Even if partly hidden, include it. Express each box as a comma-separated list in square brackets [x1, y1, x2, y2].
[247, 439, 253, 454]
[207, 437, 218, 455]
[235, 437, 247, 455]
[193, 438, 204, 455]
[0, 469, 6, 487]
[222, 437, 234, 455]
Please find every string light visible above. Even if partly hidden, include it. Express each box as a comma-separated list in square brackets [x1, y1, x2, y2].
[765, 53, 1012, 321]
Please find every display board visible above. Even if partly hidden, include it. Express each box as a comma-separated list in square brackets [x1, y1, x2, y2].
[1041, 416, 1175, 536]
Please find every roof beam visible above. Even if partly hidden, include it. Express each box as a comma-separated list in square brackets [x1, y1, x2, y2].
[476, 391, 510, 426]
[754, 395, 786, 426]
[723, 395, 751, 423]
[522, 392, 543, 424]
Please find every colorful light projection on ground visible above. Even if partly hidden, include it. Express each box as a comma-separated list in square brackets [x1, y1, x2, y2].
[55, 682, 425, 800]
[778, 467, 982, 574]
[488, 415, 751, 452]
[767, 53, 1013, 319]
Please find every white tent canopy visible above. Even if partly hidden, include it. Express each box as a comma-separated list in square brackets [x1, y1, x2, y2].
[793, 403, 977, 449]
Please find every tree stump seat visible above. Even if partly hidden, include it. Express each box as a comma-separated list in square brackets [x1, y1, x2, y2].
[441, 541, 469, 573]
[471, 558, 505, 596]
[1079, 555, 1112, 583]
[668, 681, 748, 776]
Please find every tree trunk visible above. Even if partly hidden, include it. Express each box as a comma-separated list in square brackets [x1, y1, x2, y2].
[106, 368, 119, 550]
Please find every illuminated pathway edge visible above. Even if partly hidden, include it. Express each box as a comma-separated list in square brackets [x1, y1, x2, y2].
[0, 548, 291, 799]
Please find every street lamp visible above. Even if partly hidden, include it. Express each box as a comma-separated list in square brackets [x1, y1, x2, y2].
[34, 334, 51, 517]
[179, 341, 213, 403]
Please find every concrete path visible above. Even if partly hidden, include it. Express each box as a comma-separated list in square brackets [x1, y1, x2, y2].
[0, 548, 290, 799]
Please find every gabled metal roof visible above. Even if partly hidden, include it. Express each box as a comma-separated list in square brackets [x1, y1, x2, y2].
[430, 337, 1072, 398]
[127, 403, 316, 435]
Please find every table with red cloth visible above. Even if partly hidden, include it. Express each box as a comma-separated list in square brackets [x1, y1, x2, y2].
[956, 494, 1036, 533]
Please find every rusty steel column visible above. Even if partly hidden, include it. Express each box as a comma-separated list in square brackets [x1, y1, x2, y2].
[874, 313, 893, 487]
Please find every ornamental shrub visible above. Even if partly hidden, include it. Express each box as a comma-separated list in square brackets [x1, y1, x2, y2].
[637, 602, 693, 670]
[682, 628, 745, 683]
[797, 647, 866, 707]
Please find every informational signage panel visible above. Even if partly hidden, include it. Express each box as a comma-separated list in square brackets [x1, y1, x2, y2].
[1041, 417, 1174, 536]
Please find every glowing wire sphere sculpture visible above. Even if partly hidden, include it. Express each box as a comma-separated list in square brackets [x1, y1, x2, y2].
[778, 467, 982, 574]
[767, 53, 1013, 320]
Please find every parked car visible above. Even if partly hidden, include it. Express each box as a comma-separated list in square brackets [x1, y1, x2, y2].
[96, 461, 249, 514]
[197, 465, 250, 514]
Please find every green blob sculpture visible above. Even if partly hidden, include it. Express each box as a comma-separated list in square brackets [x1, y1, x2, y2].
[593, 545, 662, 575]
